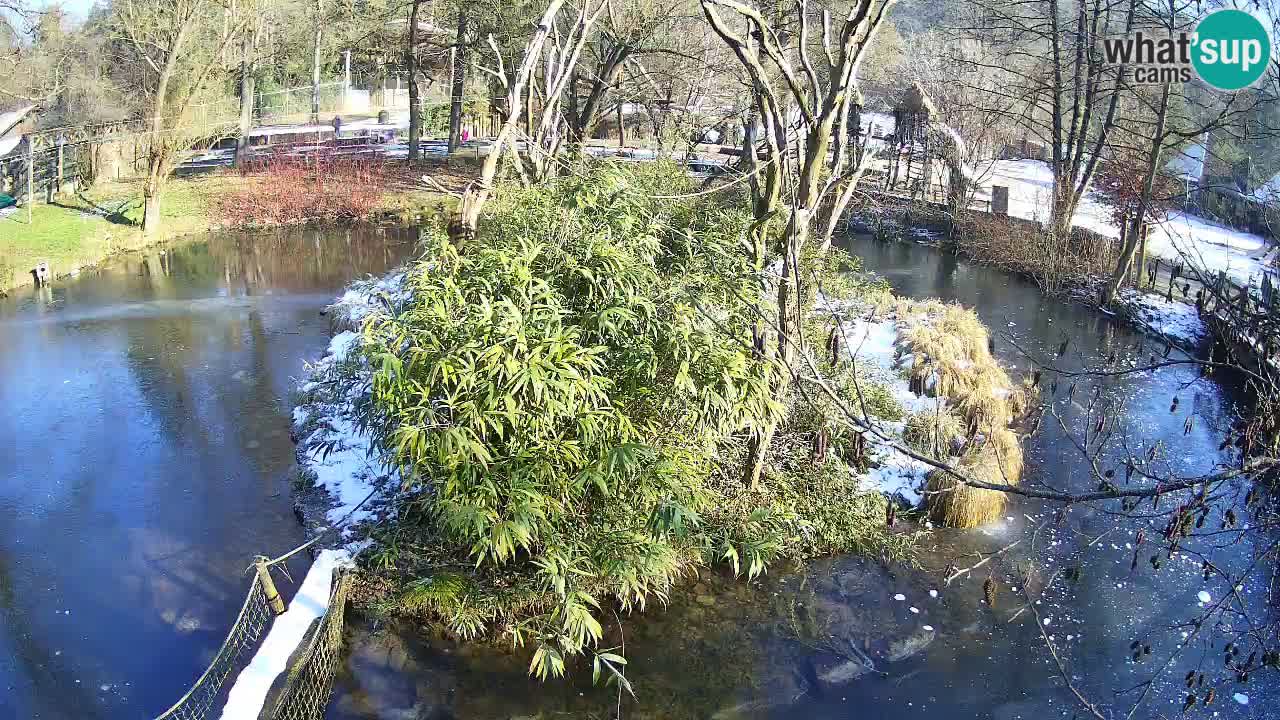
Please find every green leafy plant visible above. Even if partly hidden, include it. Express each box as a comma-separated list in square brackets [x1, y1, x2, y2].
[362, 163, 778, 674]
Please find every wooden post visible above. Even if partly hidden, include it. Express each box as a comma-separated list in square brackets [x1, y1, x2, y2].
[26, 136, 34, 224]
[1137, 222, 1149, 287]
[255, 556, 286, 615]
[56, 136, 64, 194]
[617, 101, 625, 147]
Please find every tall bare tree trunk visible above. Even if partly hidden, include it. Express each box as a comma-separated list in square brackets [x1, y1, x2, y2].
[451, 0, 564, 244]
[143, 160, 164, 234]
[310, 0, 323, 124]
[235, 32, 256, 167]
[407, 0, 422, 162]
[1103, 82, 1172, 305]
[448, 11, 468, 153]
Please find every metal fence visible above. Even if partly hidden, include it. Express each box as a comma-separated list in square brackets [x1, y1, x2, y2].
[257, 83, 349, 126]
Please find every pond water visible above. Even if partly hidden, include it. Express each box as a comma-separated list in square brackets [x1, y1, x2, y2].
[0, 226, 417, 719]
[327, 235, 1277, 719]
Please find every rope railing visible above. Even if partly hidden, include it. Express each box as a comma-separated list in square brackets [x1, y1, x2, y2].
[154, 576, 274, 720]
[151, 560, 355, 720]
[268, 570, 353, 720]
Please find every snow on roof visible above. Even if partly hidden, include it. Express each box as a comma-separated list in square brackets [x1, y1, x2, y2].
[1166, 142, 1206, 183]
[0, 135, 22, 158]
[0, 104, 36, 137]
[1252, 171, 1280, 205]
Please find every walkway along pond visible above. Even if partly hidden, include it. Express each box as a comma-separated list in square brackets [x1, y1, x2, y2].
[324, 233, 1277, 719]
[0, 226, 416, 719]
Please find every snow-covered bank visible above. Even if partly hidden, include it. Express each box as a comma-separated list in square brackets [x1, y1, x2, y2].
[985, 159, 1273, 285]
[836, 316, 936, 505]
[1111, 289, 1209, 347]
[291, 272, 410, 542]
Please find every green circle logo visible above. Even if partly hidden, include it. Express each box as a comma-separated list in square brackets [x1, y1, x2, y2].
[1192, 9, 1271, 91]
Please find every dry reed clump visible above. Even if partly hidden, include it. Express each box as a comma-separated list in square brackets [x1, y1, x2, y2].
[925, 428, 1023, 527]
[953, 214, 1116, 294]
[903, 408, 967, 459]
[892, 299, 1031, 528]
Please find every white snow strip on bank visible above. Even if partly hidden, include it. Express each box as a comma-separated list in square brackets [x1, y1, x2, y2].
[835, 317, 940, 506]
[1115, 289, 1207, 345]
[218, 549, 352, 720]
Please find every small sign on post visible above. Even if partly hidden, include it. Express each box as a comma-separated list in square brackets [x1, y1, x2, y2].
[991, 185, 1009, 216]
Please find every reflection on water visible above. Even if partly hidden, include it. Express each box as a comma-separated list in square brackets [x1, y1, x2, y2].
[0, 225, 417, 719]
[328, 235, 1275, 719]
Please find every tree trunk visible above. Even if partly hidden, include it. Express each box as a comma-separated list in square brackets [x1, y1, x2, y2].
[451, 0, 564, 244]
[407, 0, 422, 162]
[448, 11, 468, 153]
[616, 102, 625, 146]
[1102, 82, 1172, 305]
[142, 160, 165, 236]
[310, 0, 323, 124]
[572, 47, 629, 149]
[235, 33, 256, 167]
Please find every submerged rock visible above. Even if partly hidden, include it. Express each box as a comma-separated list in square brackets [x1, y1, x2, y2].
[886, 626, 936, 662]
[807, 651, 873, 694]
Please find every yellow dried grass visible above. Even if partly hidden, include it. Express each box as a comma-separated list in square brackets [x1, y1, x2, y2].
[894, 300, 1030, 528]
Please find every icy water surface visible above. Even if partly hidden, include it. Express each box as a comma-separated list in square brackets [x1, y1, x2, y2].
[0, 226, 416, 719]
[328, 235, 1277, 719]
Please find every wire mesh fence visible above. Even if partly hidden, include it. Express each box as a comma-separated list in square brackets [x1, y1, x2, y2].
[149, 562, 353, 720]
[268, 570, 353, 720]
[257, 83, 349, 126]
[154, 576, 274, 720]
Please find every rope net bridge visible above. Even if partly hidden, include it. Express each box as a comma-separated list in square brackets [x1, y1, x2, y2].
[153, 552, 353, 720]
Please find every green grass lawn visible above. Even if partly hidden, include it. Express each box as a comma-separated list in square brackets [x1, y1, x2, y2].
[0, 165, 457, 293]
[0, 178, 216, 293]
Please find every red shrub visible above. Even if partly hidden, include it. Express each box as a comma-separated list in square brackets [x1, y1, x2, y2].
[216, 147, 389, 227]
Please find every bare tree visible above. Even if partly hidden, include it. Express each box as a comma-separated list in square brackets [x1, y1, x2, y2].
[448, 9, 469, 152]
[702, 0, 895, 487]
[407, 0, 424, 161]
[450, 0, 571, 242]
[111, 0, 245, 234]
[955, 0, 1136, 240]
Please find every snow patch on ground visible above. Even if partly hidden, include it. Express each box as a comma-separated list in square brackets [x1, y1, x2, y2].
[293, 272, 412, 538]
[985, 159, 1273, 285]
[327, 272, 408, 329]
[1114, 289, 1207, 346]
[828, 313, 944, 506]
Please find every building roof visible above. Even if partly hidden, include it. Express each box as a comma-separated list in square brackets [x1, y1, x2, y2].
[0, 105, 36, 138]
[1166, 141, 1206, 183]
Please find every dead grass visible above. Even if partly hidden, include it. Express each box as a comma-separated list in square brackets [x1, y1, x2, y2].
[886, 298, 1031, 528]
[925, 431, 1023, 528]
[954, 213, 1116, 294]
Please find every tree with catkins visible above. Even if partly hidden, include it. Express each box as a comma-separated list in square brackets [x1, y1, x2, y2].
[700, 0, 896, 488]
